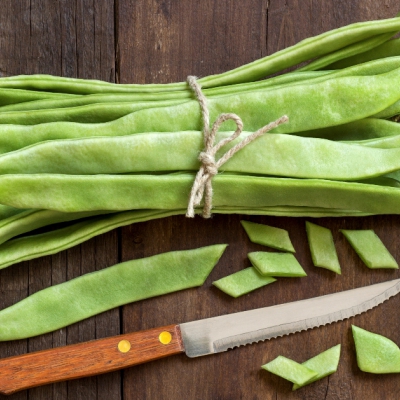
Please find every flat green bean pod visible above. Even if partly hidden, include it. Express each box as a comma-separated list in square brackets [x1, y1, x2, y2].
[298, 31, 398, 72]
[325, 38, 400, 69]
[0, 209, 108, 246]
[0, 244, 227, 341]
[2, 16, 400, 93]
[2, 174, 400, 215]
[5, 130, 400, 181]
[2, 68, 400, 154]
[0, 205, 25, 221]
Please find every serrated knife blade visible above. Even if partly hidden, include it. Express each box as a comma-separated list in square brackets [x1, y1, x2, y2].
[180, 278, 400, 357]
[0, 278, 399, 394]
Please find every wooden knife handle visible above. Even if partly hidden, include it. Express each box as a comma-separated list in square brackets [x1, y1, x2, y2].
[0, 324, 184, 395]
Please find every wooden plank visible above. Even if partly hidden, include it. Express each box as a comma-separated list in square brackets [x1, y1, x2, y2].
[0, 1, 118, 400]
[117, 1, 400, 399]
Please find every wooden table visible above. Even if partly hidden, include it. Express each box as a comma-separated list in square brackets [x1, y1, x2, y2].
[0, 1, 399, 399]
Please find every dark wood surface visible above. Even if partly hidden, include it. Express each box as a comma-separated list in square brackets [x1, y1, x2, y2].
[0, 1, 399, 399]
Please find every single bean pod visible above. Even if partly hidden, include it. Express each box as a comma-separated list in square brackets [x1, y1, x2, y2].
[1, 16, 400, 93]
[1, 173, 400, 214]
[4, 130, 400, 181]
[0, 244, 227, 340]
[324, 38, 400, 69]
[298, 31, 398, 72]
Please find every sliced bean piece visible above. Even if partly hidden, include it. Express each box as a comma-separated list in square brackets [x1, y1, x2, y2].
[0, 244, 227, 341]
[306, 222, 341, 274]
[2, 67, 400, 154]
[3, 174, 400, 215]
[261, 356, 318, 386]
[241, 221, 294, 252]
[352, 325, 400, 373]
[212, 267, 276, 298]
[292, 344, 341, 390]
[341, 229, 398, 269]
[298, 32, 397, 72]
[248, 252, 306, 277]
[325, 38, 400, 69]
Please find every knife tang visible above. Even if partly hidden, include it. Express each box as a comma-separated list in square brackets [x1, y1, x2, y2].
[0, 324, 184, 395]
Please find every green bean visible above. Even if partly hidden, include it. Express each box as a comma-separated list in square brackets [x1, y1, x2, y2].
[301, 118, 400, 141]
[0, 209, 109, 246]
[305, 222, 341, 274]
[325, 38, 400, 69]
[2, 67, 400, 154]
[341, 229, 398, 269]
[2, 173, 400, 215]
[1, 16, 400, 94]
[352, 325, 400, 373]
[0, 71, 324, 113]
[298, 31, 397, 71]
[248, 252, 307, 277]
[262, 356, 318, 386]
[241, 220, 295, 252]
[5, 130, 400, 182]
[373, 99, 400, 119]
[212, 267, 276, 298]
[292, 345, 341, 390]
[0, 88, 78, 107]
[0, 244, 227, 340]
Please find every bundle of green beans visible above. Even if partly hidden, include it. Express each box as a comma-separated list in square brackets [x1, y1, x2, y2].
[0, 15, 400, 269]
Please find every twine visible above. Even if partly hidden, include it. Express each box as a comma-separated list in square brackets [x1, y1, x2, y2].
[186, 75, 289, 218]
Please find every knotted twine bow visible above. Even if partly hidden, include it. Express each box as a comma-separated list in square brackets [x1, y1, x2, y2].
[186, 75, 289, 219]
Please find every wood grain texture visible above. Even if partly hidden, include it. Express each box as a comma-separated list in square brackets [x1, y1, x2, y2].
[0, 325, 183, 395]
[0, 0, 399, 399]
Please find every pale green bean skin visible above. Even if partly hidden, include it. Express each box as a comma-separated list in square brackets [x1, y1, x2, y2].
[325, 38, 400, 69]
[0, 244, 227, 340]
[2, 68, 400, 154]
[0, 71, 324, 113]
[2, 174, 400, 214]
[5, 130, 400, 181]
[1, 16, 400, 93]
[0, 88, 77, 107]
[298, 31, 397, 72]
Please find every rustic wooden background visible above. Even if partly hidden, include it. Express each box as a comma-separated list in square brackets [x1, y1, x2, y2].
[0, 1, 399, 399]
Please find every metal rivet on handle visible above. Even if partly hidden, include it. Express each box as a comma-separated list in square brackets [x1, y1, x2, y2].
[159, 331, 172, 345]
[118, 339, 131, 353]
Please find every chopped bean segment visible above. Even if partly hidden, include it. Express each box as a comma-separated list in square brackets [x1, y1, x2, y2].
[261, 356, 318, 386]
[292, 345, 341, 390]
[352, 325, 400, 373]
[341, 229, 398, 269]
[241, 221, 295, 252]
[306, 222, 341, 274]
[248, 252, 307, 277]
[212, 267, 276, 298]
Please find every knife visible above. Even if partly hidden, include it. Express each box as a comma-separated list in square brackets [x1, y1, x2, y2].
[0, 278, 399, 394]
